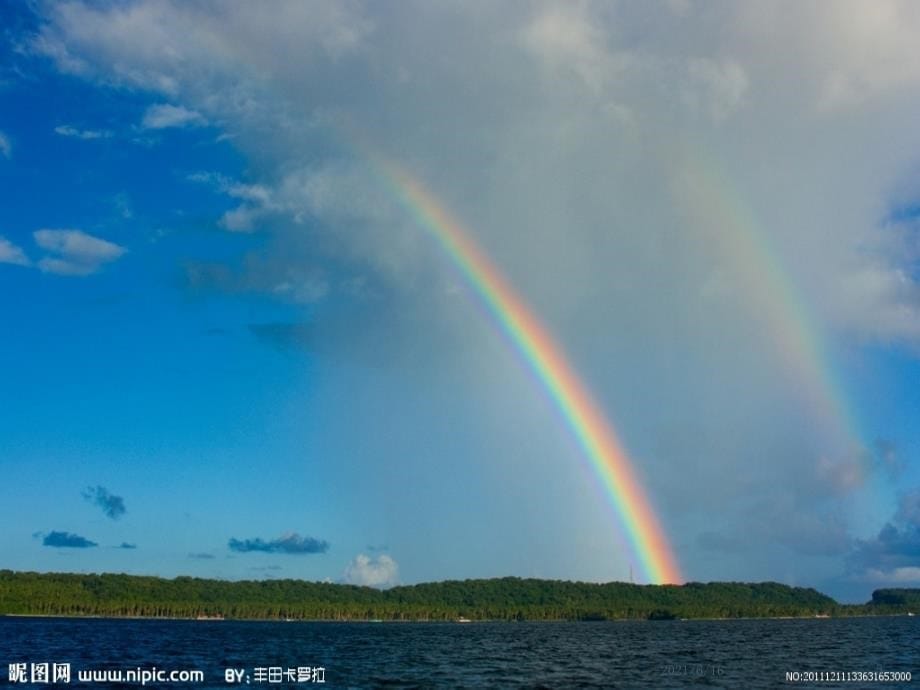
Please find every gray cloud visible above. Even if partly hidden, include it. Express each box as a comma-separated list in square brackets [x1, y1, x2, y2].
[29, 0, 920, 587]
[851, 524, 920, 571]
[245, 302, 474, 372]
[849, 488, 920, 574]
[184, 254, 328, 304]
[896, 488, 920, 525]
[696, 499, 852, 559]
[228, 533, 329, 555]
[42, 531, 97, 548]
[118, 542, 137, 549]
[188, 552, 215, 560]
[82, 485, 126, 520]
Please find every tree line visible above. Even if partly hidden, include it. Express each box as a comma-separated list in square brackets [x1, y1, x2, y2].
[0, 570, 915, 620]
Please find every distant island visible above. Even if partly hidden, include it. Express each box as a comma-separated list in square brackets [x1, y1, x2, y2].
[1, 570, 917, 621]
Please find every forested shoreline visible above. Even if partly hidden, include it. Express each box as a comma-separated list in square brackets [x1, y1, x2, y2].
[1, 570, 917, 621]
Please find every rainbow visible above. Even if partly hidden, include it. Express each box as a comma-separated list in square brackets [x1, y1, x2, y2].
[363, 152, 682, 585]
[668, 144, 862, 455]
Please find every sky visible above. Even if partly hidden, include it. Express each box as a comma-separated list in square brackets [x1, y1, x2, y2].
[1, 0, 920, 602]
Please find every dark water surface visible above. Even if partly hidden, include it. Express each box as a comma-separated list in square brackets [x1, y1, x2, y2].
[1, 616, 917, 688]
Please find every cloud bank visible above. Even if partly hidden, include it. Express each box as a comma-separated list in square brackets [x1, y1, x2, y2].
[42, 531, 97, 548]
[228, 533, 329, 555]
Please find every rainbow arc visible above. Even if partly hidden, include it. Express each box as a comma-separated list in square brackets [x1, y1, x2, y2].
[368, 154, 682, 585]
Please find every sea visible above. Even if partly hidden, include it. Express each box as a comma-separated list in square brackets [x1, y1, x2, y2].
[1, 616, 916, 688]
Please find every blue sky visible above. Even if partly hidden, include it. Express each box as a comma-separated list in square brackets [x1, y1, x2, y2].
[2, 1, 920, 601]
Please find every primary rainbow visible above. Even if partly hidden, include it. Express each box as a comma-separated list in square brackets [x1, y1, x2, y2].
[364, 152, 682, 585]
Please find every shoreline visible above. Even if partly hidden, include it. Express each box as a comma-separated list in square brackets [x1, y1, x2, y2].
[3, 571, 916, 622]
[3, 612, 913, 623]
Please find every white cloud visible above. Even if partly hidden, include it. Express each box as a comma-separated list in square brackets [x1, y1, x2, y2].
[342, 554, 399, 588]
[227, 183, 273, 205]
[34, 229, 125, 261]
[684, 58, 749, 122]
[31, 0, 372, 115]
[54, 124, 113, 139]
[218, 205, 262, 232]
[188, 171, 276, 232]
[0, 131, 10, 158]
[219, 183, 276, 231]
[141, 103, 206, 129]
[825, 262, 920, 343]
[190, 164, 398, 236]
[733, 1, 920, 111]
[33, 229, 126, 276]
[0, 236, 30, 266]
[271, 277, 328, 303]
[186, 171, 228, 186]
[862, 567, 920, 584]
[37, 257, 99, 276]
[814, 3, 920, 111]
[521, 3, 631, 95]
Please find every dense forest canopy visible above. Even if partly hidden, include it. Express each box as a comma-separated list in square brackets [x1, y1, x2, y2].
[0, 571, 915, 621]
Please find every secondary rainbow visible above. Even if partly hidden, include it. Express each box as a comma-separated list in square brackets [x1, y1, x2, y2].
[365, 152, 682, 585]
[668, 143, 862, 455]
